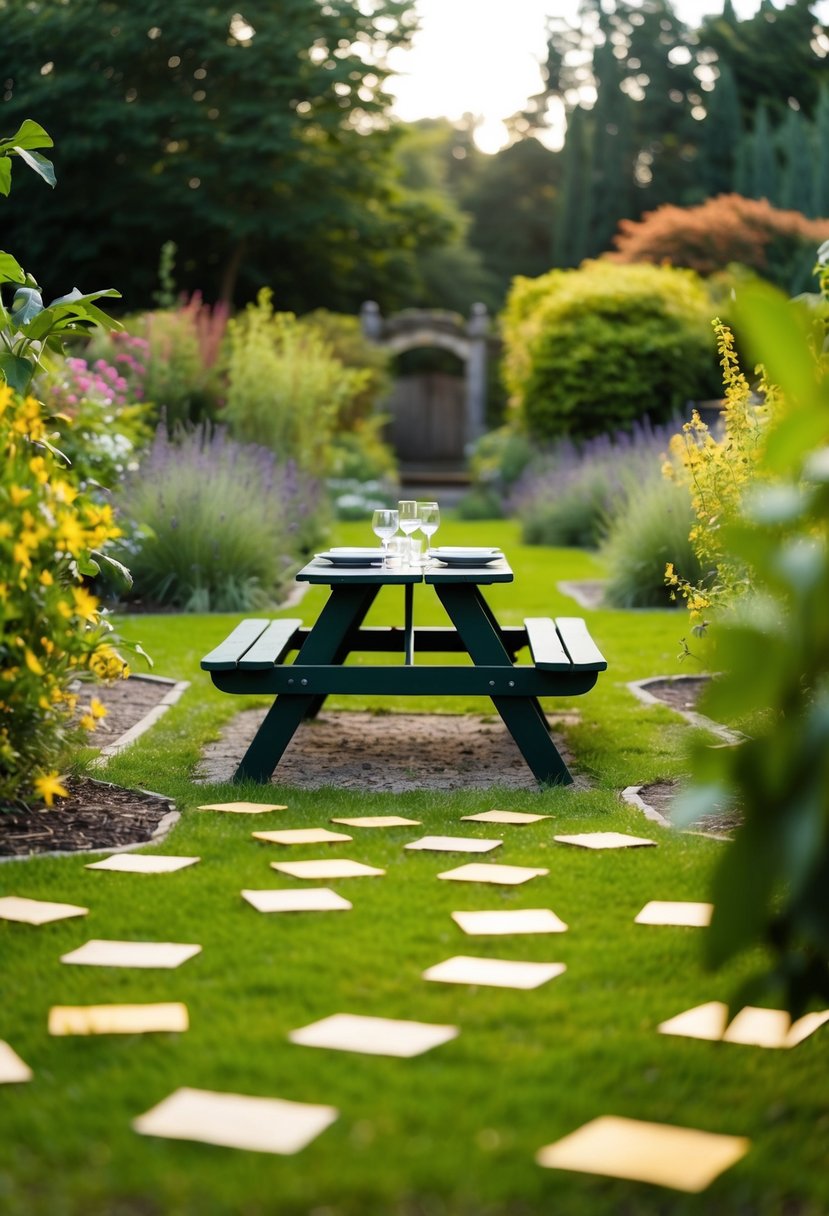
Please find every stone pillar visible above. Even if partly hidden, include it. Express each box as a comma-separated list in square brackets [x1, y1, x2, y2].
[360, 300, 383, 341]
[465, 303, 489, 448]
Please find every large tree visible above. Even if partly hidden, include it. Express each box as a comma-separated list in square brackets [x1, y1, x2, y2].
[0, 0, 446, 309]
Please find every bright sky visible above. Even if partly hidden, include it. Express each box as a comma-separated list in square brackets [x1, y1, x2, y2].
[387, 0, 828, 152]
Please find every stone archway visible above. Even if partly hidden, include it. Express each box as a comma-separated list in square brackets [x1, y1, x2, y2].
[360, 303, 489, 465]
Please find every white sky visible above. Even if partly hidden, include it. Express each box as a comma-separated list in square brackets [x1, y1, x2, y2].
[387, 0, 828, 152]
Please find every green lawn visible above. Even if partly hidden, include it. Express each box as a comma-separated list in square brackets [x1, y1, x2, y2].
[1, 521, 826, 1216]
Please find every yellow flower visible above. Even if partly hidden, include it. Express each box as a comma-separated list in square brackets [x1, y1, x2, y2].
[79, 713, 96, 731]
[33, 771, 69, 808]
[9, 485, 31, 507]
[28, 456, 49, 484]
[39, 569, 54, 586]
[0, 383, 13, 416]
[71, 585, 99, 623]
[54, 512, 85, 556]
[24, 649, 44, 675]
[0, 521, 12, 540]
[89, 696, 108, 720]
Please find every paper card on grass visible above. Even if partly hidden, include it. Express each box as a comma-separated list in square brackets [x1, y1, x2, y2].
[635, 900, 713, 927]
[0, 895, 88, 925]
[658, 1002, 726, 1043]
[405, 835, 502, 854]
[0, 1041, 32, 1084]
[462, 810, 550, 825]
[197, 801, 288, 815]
[452, 908, 568, 936]
[438, 863, 548, 886]
[242, 888, 352, 913]
[422, 955, 566, 990]
[331, 816, 422, 828]
[658, 1001, 829, 1049]
[288, 1013, 458, 1058]
[535, 1115, 749, 1193]
[252, 828, 352, 846]
[60, 940, 202, 969]
[554, 832, 656, 850]
[85, 854, 200, 874]
[270, 859, 384, 880]
[49, 1002, 189, 1036]
[133, 1086, 338, 1155]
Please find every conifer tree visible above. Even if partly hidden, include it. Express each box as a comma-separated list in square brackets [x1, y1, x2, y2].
[781, 108, 814, 216]
[752, 104, 779, 204]
[701, 62, 742, 196]
[814, 87, 829, 218]
[553, 107, 593, 268]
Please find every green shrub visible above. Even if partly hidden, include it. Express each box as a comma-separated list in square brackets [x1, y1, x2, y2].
[116, 425, 323, 612]
[225, 291, 367, 473]
[501, 261, 719, 441]
[521, 466, 611, 547]
[602, 475, 702, 608]
[299, 310, 392, 428]
[455, 487, 504, 520]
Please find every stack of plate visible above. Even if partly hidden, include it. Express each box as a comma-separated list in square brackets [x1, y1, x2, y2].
[314, 547, 383, 566]
[427, 547, 503, 567]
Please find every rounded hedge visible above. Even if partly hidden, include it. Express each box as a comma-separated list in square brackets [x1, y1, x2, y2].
[502, 261, 719, 440]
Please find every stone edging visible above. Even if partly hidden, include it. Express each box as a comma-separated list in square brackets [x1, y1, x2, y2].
[626, 674, 744, 745]
[620, 784, 672, 828]
[92, 673, 191, 764]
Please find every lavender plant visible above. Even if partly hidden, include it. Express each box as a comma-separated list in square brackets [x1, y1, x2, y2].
[115, 425, 324, 612]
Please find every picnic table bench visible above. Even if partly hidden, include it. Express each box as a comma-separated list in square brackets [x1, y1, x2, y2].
[201, 555, 607, 787]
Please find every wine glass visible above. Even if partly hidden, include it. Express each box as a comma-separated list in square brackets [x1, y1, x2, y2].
[397, 500, 421, 565]
[372, 508, 399, 568]
[418, 501, 440, 558]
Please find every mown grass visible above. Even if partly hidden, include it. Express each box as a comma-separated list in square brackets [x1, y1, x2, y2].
[1, 521, 827, 1216]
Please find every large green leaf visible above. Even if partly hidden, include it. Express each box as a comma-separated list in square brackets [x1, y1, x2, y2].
[0, 351, 33, 393]
[0, 159, 11, 197]
[10, 286, 44, 328]
[22, 288, 121, 340]
[13, 147, 56, 188]
[0, 119, 53, 154]
[0, 252, 26, 285]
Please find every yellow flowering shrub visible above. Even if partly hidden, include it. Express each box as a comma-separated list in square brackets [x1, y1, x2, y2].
[664, 318, 779, 630]
[0, 384, 130, 809]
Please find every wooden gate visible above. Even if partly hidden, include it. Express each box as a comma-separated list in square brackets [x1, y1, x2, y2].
[386, 373, 466, 464]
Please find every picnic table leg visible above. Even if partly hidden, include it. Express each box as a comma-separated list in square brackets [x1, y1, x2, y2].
[234, 584, 379, 781]
[435, 584, 573, 786]
[303, 585, 380, 720]
[467, 586, 554, 735]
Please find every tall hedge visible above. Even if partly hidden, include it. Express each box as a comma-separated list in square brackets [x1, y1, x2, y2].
[502, 261, 719, 440]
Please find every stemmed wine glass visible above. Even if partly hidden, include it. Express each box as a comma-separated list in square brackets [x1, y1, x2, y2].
[372, 508, 399, 569]
[418, 501, 440, 559]
[397, 500, 420, 564]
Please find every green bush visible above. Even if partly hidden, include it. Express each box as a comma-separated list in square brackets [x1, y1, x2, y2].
[602, 475, 702, 608]
[298, 310, 392, 428]
[521, 466, 611, 547]
[501, 261, 719, 441]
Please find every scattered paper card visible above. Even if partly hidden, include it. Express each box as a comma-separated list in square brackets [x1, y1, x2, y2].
[452, 908, 568, 936]
[49, 1002, 189, 1036]
[133, 1086, 338, 1155]
[635, 900, 713, 927]
[85, 854, 200, 874]
[242, 888, 352, 914]
[405, 835, 502, 854]
[0, 895, 88, 925]
[462, 810, 550, 825]
[270, 859, 385, 880]
[658, 1001, 829, 1049]
[288, 1013, 459, 1058]
[60, 940, 202, 969]
[423, 955, 566, 990]
[331, 816, 421, 828]
[536, 1114, 750, 1193]
[0, 1041, 32, 1084]
[554, 832, 657, 850]
[438, 863, 548, 886]
[197, 801, 288, 815]
[252, 828, 352, 846]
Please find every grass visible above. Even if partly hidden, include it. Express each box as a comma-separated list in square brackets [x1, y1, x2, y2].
[1, 520, 827, 1216]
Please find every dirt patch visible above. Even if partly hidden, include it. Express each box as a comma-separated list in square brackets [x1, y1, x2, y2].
[0, 776, 175, 858]
[637, 778, 742, 838]
[198, 709, 586, 793]
[643, 677, 709, 713]
[76, 675, 174, 744]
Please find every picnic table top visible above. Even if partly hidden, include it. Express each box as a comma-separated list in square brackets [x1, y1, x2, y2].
[296, 557, 514, 586]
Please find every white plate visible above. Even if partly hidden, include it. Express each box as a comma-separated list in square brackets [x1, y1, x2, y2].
[315, 549, 382, 566]
[429, 547, 501, 557]
[428, 548, 504, 567]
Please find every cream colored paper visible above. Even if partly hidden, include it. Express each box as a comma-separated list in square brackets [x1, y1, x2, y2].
[133, 1086, 338, 1155]
[462, 810, 550, 825]
[452, 908, 568, 936]
[437, 863, 548, 886]
[197, 801, 288, 814]
[49, 1002, 189, 1036]
[635, 900, 713, 927]
[536, 1115, 749, 1192]
[252, 828, 352, 846]
[242, 888, 352, 913]
[658, 1001, 829, 1049]
[554, 832, 656, 850]
[85, 854, 200, 874]
[60, 939, 202, 969]
[0, 1041, 32, 1084]
[330, 816, 422, 828]
[405, 835, 502, 854]
[270, 859, 385, 880]
[0, 895, 88, 925]
[288, 1013, 458, 1057]
[422, 955, 566, 990]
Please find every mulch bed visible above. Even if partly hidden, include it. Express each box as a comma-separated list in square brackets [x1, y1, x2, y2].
[0, 676, 176, 859]
[637, 777, 742, 838]
[643, 677, 709, 713]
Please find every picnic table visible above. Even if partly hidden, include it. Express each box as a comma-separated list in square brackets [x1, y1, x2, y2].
[201, 554, 607, 787]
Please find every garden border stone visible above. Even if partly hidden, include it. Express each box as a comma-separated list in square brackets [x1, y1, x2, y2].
[627, 674, 744, 745]
[91, 673, 191, 765]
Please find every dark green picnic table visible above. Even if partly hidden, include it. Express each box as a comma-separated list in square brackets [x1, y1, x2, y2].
[202, 555, 607, 786]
